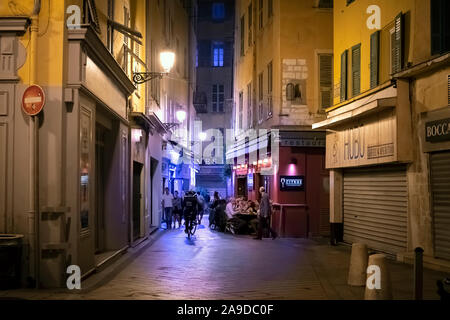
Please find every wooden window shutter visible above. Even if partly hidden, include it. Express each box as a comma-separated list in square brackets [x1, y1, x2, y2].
[340, 50, 348, 102]
[431, 0, 442, 55]
[351, 44, 361, 97]
[431, 0, 450, 55]
[370, 31, 380, 89]
[392, 13, 403, 74]
[319, 54, 333, 109]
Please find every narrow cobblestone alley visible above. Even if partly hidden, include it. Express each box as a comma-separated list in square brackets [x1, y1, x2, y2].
[1, 216, 446, 300]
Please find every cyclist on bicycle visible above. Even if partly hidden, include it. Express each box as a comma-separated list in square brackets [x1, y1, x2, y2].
[183, 191, 199, 235]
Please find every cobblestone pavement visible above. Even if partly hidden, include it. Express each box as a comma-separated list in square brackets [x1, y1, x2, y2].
[0, 216, 447, 300]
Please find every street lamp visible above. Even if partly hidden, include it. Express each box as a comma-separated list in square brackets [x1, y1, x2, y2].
[133, 49, 175, 84]
[198, 132, 207, 141]
[160, 51, 175, 73]
[176, 109, 187, 123]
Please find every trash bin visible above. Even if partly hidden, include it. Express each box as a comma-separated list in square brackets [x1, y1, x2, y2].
[0, 234, 24, 289]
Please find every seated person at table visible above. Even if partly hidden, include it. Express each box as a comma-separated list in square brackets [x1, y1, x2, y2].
[212, 199, 228, 231]
[225, 199, 249, 235]
[225, 198, 237, 219]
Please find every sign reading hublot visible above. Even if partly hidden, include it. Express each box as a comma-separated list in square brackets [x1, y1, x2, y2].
[280, 176, 304, 191]
[425, 118, 450, 143]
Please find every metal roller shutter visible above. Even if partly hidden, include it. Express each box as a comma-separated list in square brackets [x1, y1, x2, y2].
[343, 166, 407, 255]
[430, 151, 450, 261]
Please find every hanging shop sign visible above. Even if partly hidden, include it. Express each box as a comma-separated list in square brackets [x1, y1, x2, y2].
[425, 118, 450, 143]
[22, 85, 45, 116]
[280, 176, 304, 191]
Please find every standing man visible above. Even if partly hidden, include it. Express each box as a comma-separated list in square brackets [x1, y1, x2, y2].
[254, 187, 278, 240]
[162, 187, 174, 230]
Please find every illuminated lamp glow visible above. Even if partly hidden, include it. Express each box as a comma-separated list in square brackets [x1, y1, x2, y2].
[160, 50, 175, 73]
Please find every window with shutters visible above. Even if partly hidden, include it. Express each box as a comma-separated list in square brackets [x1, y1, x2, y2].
[370, 31, 380, 89]
[351, 44, 361, 97]
[239, 91, 244, 129]
[431, 0, 450, 56]
[247, 82, 253, 128]
[267, 61, 273, 117]
[340, 50, 348, 102]
[248, 4, 253, 47]
[391, 13, 403, 74]
[212, 84, 224, 113]
[240, 15, 245, 57]
[213, 42, 224, 67]
[319, 54, 333, 110]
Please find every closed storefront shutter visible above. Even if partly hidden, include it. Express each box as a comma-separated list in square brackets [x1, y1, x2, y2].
[343, 166, 407, 255]
[430, 151, 450, 260]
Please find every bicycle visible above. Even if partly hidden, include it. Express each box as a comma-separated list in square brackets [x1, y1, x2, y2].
[184, 211, 198, 240]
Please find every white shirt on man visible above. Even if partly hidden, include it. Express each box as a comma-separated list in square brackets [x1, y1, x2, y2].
[162, 193, 173, 208]
[225, 202, 236, 219]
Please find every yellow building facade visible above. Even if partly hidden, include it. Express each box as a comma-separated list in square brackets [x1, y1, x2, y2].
[314, 0, 450, 271]
[0, 0, 197, 288]
[234, 0, 333, 135]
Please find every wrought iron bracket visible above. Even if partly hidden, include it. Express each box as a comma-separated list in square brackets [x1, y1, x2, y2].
[133, 72, 167, 84]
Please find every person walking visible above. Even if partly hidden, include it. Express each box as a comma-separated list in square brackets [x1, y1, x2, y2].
[196, 191, 205, 224]
[172, 191, 183, 229]
[162, 187, 174, 230]
[254, 187, 278, 240]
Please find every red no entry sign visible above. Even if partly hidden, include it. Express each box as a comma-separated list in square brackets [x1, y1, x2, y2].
[22, 85, 45, 116]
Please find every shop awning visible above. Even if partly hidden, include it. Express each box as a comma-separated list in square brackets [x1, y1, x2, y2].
[312, 86, 397, 130]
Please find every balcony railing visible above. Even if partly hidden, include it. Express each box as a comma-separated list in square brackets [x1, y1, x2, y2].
[193, 91, 208, 113]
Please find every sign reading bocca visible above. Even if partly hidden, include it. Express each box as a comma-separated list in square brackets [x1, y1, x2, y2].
[326, 109, 398, 169]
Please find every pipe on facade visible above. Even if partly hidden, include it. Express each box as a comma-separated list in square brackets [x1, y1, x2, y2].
[28, 0, 41, 288]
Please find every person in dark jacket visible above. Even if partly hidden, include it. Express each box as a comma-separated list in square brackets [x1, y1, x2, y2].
[254, 187, 278, 240]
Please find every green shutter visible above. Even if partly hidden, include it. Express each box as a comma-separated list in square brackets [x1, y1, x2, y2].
[370, 31, 380, 89]
[392, 13, 403, 74]
[340, 50, 348, 102]
[352, 44, 361, 97]
[319, 54, 333, 109]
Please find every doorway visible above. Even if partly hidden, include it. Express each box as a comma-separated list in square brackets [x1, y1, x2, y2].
[95, 123, 108, 253]
[237, 177, 248, 198]
[149, 157, 159, 227]
[133, 162, 143, 241]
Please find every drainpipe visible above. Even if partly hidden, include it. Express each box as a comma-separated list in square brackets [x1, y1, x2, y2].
[28, 0, 41, 288]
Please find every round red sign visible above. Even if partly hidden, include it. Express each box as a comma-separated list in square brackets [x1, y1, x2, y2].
[22, 85, 45, 116]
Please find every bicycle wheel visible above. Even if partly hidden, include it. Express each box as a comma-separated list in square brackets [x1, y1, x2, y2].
[187, 219, 197, 239]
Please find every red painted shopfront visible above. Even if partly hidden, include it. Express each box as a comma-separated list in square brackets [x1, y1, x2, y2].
[231, 131, 330, 238]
